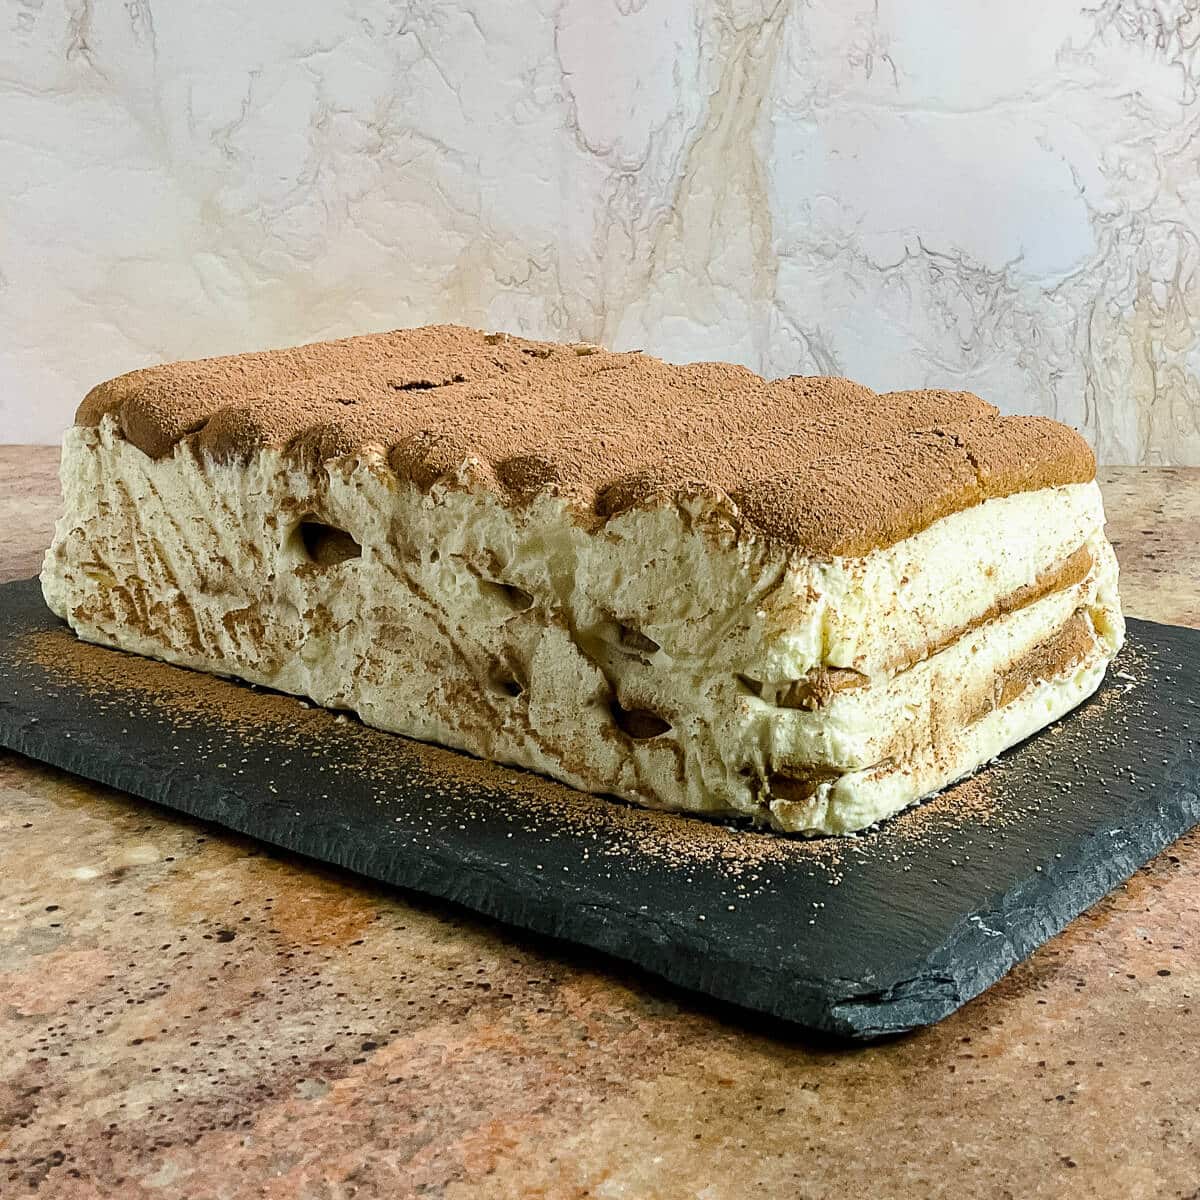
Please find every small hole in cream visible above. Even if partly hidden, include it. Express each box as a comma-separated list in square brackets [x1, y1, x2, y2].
[618, 624, 659, 656]
[736, 674, 766, 699]
[489, 674, 525, 698]
[611, 701, 671, 739]
[296, 520, 361, 566]
[479, 579, 534, 611]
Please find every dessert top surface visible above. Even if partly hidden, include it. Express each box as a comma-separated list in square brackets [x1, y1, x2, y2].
[77, 324, 1095, 556]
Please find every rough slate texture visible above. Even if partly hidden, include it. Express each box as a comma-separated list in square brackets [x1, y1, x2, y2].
[1, 576, 1196, 1042]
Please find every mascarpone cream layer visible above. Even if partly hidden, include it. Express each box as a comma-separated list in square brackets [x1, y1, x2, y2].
[41, 419, 1124, 833]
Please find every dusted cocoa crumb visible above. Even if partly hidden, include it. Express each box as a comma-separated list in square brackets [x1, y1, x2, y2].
[75, 325, 1096, 557]
[885, 774, 1003, 845]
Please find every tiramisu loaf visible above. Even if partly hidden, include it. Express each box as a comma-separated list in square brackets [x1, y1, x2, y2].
[42, 326, 1125, 834]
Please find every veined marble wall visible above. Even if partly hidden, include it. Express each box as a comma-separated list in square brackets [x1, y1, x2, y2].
[3, 0, 1199, 462]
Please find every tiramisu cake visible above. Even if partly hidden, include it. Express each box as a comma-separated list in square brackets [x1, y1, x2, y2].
[42, 326, 1125, 834]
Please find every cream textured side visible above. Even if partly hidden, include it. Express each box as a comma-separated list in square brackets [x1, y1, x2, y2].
[42, 420, 1124, 833]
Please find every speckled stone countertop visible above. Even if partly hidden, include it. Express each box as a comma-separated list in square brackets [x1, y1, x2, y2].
[2, 447, 1198, 1200]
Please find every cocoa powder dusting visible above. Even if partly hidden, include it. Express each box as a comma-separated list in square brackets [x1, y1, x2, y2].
[75, 324, 1096, 557]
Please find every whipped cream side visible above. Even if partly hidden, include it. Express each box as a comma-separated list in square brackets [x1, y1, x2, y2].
[42, 419, 1125, 833]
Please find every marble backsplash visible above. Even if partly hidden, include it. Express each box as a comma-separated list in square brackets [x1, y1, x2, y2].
[3, 0, 1199, 463]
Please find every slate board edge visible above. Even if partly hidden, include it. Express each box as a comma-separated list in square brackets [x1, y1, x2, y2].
[829, 765, 1200, 1036]
[1, 575, 1198, 1040]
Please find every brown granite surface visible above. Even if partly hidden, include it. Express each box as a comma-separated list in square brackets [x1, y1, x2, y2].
[1, 446, 1198, 1200]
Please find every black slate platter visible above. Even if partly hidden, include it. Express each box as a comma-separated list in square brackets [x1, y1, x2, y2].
[1, 576, 1198, 1039]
